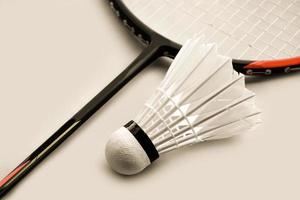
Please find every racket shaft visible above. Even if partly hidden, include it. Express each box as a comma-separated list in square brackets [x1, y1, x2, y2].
[0, 44, 161, 197]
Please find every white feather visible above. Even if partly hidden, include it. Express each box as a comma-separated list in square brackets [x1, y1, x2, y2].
[134, 37, 261, 154]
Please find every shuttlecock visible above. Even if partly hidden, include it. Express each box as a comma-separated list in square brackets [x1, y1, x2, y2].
[105, 37, 261, 175]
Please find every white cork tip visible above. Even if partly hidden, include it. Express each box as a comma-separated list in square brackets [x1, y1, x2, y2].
[105, 127, 151, 175]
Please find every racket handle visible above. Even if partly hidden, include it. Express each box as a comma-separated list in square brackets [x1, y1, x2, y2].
[0, 44, 161, 197]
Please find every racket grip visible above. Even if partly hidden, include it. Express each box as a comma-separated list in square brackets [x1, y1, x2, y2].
[0, 44, 161, 198]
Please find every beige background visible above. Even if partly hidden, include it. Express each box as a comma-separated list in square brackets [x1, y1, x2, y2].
[0, 0, 300, 199]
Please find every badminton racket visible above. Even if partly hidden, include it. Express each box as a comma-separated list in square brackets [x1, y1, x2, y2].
[1, 0, 299, 197]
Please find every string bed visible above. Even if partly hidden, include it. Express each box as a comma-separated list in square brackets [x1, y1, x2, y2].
[125, 0, 300, 60]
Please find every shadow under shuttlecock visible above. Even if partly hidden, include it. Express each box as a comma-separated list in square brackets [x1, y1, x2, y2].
[100, 157, 162, 181]
[102, 136, 242, 179]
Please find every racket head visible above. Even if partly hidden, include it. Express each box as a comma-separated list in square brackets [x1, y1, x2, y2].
[110, 0, 300, 75]
[123, 0, 300, 59]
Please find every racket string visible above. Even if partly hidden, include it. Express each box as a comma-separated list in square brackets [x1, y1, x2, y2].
[124, 0, 300, 60]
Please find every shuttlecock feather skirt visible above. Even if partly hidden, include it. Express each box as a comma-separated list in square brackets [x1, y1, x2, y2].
[105, 37, 261, 175]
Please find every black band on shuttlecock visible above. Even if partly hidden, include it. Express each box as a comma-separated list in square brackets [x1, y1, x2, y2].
[124, 120, 159, 162]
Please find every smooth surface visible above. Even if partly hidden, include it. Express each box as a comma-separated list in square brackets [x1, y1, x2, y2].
[0, 0, 299, 199]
